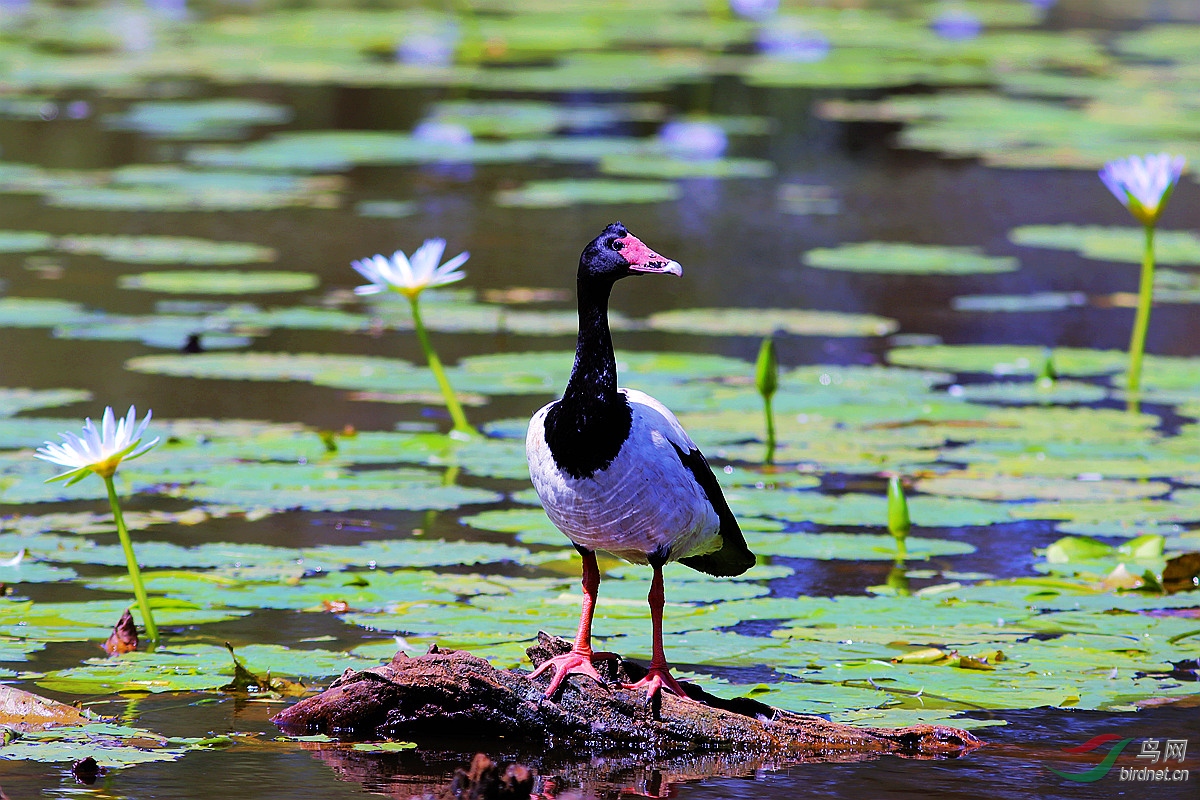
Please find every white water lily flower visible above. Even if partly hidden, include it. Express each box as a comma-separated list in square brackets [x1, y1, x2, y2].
[36, 406, 158, 485]
[1099, 153, 1186, 225]
[351, 239, 469, 299]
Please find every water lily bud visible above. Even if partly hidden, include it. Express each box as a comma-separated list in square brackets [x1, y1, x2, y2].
[755, 336, 778, 400]
[1038, 347, 1057, 385]
[887, 476, 911, 540]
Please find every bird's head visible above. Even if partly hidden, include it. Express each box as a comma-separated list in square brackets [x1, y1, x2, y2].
[579, 222, 682, 283]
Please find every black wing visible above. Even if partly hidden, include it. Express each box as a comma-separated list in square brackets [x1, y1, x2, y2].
[671, 443, 756, 577]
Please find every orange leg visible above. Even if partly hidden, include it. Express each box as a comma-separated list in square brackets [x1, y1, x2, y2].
[622, 563, 693, 701]
[530, 550, 616, 696]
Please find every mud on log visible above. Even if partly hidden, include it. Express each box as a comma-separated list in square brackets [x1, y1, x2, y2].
[272, 633, 983, 760]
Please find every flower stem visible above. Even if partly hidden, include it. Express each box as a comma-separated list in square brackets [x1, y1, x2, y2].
[103, 475, 158, 643]
[762, 394, 776, 465]
[408, 295, 477, 436]
[1126, 223, 1156, 405]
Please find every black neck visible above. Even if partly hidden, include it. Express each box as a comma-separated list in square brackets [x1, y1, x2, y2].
[563, 277, 619, 407]
[543, 276, 632, 479]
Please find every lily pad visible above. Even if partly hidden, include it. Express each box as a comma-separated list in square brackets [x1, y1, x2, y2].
[1010, 225, 1200, 265]
[888, 345, 1127, 376]
[0, 387, 91, 416]
[916, 475, 1171, 503]
[57, 234, 277, 265]
[0, 230, 54, 253]
[953, 380, 1108, 405]
[0, 723, 221, 767]
[0, 297, 102, 328]
[745, 531, 975, 561]
[951, 292, 1088, 312]
[646, 308, 898, 337]
[37, 643, 377, 695]
[599, 154, 775, 179]
[804, 243, 1018, 274]
[103, 99, 293, 140]
[119, 271, 319, 294]
[494, 179, 680, 207]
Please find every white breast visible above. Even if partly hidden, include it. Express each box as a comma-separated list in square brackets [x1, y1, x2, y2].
[526, 388, 722, 564]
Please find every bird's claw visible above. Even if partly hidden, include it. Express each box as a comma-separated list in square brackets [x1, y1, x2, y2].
[530, 649, 616, 697]
[622, 666, 695, 702]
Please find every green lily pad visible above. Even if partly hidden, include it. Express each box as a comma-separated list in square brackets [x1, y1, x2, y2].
[951, 292, 1088, 312]
[745, 531, 974, 561]
[0, 599, 246, 644]
[0, 558, 77, 584]
[53, 313, 254, 351]
[0, 230, 54, 253]
[0, 387, 91, 417]
[1154, 268, 1200, 304]
[40, 167, 341, 212]
[0, 297, 102, 328]
[425, 99, 657, 138]
[494, 179, 680, 207]
[953, 380, 1107, 405]
[726, 489, 1014, 528]
[0, 723, 224, 767]
[916, 475, 1170, 503]
[355, 200, 418, 218]
[57, 234, 277, 265]
[804, 243, 1018, 274]
[818, 91, 1200, 171]
[89, 568, 464, 613]
[37, 643, 377, 695]
[888, 345, 1127, 376]
[599, 154, 774, 179]
[103, 99, 292, 140]
[646, 308, 898, 337]
[119, 271, 319, 294]
[1010, 226, 1200, 265]
[187, 130, 649, 171]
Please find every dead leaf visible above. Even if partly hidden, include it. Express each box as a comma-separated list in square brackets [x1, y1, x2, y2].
[0, 685, 91, 730]
[1162, 552, 1200, 594]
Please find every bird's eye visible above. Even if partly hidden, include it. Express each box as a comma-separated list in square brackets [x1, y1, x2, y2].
[611, 240, 624, 251]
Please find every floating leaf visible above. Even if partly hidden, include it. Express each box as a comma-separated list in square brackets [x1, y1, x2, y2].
[916, 475, 1170, 503]
[57, 234, 277, 265]
[599, 154, 774, 179]
[0, 230, 53, 253]
[0, 723, 211, 767]
[804, 243, 1018, 274]
[953, 380, 1107, 405]
[37, 643, 377, 695]
[951, 292, 1088, 312]
[889, 345, 1127, 376]
[103, 99, 293, 140]
[646, 308, 898, 337]
[0, 387, 91, 417]
[0, 297, 102, 328]
[1010, 225, 1200, 266]
[745, 531, 974, 561]
[119, 271, 319, 294]
[494, 179, 680, 207]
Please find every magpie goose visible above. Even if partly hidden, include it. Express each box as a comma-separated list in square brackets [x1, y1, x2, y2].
[526, 222, 755, 700]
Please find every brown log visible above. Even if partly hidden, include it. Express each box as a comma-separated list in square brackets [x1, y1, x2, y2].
[272, 633, 983, 762]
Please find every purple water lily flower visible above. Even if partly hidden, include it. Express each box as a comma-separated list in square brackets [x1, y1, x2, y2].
[1099, 153, 1186, 226]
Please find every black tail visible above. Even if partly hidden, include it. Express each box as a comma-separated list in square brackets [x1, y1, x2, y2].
[672, 443, 756, 577]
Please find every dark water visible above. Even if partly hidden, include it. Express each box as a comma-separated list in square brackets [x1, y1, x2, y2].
[2, 1, 1199, 798]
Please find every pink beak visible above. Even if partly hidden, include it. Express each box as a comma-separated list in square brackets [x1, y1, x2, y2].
[618, 234, 683, 277]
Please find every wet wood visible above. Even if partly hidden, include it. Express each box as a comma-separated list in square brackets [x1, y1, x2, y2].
[272, 633, 983, 762]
